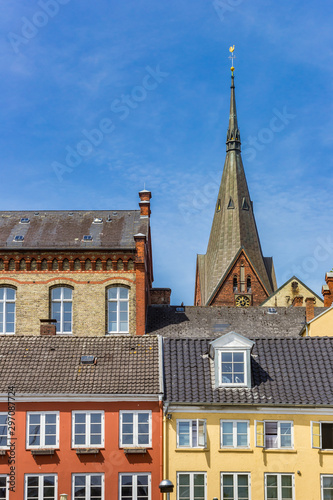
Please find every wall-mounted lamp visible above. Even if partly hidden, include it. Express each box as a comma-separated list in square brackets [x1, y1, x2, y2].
[297, 470, 301, 476]
[60, 494, 68, 500]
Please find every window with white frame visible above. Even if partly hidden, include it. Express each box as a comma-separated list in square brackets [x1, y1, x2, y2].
[221, 473, 250, 500]
[27, 412, 59, 449]
[0, 287, 16, 334]
[265, 474, 294, 500]
[0, 414, 9, 448]
[25, 474, 57, 500]
[119, 473, 151, 500]
[0, 476, 8, 500]
[256, 421, 293, 449]
[72, 411, 104, 448]
[119, 411, 151, 447]
[51, 286, 72, 334]
[177, 472, 206, 500]
[107, 287, 129, 333]
[220, 351, 245, 385]
[312, 421, 333, 449]
[221, 421, 249, 448]
[321, 475, 333, 500]
[177, 419, 206, 448]
[72, 474, 104, 500]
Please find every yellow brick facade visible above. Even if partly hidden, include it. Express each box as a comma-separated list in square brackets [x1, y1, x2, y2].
[0, 270, 136, 336]
[165, 408, 333, 500]
[262, 277, 324, 307]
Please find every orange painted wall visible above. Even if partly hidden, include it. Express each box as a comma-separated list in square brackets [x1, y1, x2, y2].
[0, 400, 162, 499]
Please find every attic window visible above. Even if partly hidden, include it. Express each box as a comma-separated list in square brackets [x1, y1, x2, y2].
[267, 308, 277, 314]
[14, 235, 24, 242]
[68, 212, 74, 216]
[34, 212, 39, 216]
[227, 197, 235, 209]
[81, 355, 96, 365]
[242, 198, 250, 211]
[113, 212, 118, 216]
[93, 218, 103, 224]
[83, 235, 93, 241]
[20, 217, 30, 224]
[176, 307, 185, 313]
[106, 216, 112, 222]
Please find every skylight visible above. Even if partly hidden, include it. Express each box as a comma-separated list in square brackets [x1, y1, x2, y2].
[93, 218, 103, 224]
[81, 355, 96, 365]
[176, 307, 185, 313]
[14, 235, 24, 241]
[83, 235, 93, 241]
[267, 308, 277, 314]
[20, 218, 30, 224]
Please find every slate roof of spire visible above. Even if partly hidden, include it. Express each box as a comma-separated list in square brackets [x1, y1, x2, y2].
[164, 336, 333, 405]
[0, 336, 160, 396]
[197, 73, 276, 304]
[0, 210, 148, 250]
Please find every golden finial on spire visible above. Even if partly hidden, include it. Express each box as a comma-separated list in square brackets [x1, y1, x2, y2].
[229, 45, 235, 74]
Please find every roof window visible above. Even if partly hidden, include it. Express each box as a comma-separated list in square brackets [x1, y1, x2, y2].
[176, 307, 185, 313]
[14, 235, 24, 242]
[20, 217, 30, 224]
[83, 235, 93, 241]
[267, 307, 277, 314]
[93, 218, 103, 224]
[81, 355, 96, 365]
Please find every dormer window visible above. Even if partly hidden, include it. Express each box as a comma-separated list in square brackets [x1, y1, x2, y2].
[210, 332, 254, 388]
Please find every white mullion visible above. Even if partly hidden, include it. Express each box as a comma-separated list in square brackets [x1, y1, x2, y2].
[233, 421, 237, 447]
[134, 412, 138, 446]
[86, 413, 91, 446]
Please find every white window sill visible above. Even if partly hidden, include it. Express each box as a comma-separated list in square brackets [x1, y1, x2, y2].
[219, 448, 253, 453]
[263, 448, 296, 453]
[175, 448, 208, 452]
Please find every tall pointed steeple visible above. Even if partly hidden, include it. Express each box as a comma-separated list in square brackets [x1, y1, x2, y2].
[194, 56, 276, 307]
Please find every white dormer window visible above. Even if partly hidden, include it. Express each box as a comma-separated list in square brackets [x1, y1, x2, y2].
[209, 332, 254, 388]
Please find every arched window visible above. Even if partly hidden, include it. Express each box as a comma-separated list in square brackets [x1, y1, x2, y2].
[117, 259, 124, 270]
[52, 259, 58, 271]
[19, 259, 26, 271]
[0, 287, 16, 334]
[74, 259, 81, 271]
[30, 258, 37, 271]
[41, 259, 48, 270]
[51, 287, 72, 334]
[247, 276, 252, 293]
[106, 259, 112, 270]
[107, 287, 129, 333]
[95, 259, 102, 271]
[8, 259, 15, 271]
[85, 259, 92, 270]
[127, 259, 134, 271]
[233, 276, 238, 292]
[0, 260, 3, 271]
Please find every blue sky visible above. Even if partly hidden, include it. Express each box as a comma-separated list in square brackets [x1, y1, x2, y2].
[1, 0, 333, 305]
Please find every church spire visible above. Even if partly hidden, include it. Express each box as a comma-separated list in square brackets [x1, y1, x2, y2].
[194, 48, 277, 307]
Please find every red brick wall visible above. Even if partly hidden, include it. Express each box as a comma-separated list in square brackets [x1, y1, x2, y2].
[210, 252, 269, 306]
[150, 288, 171, 305]
[194, 265, 202, 306]
[323, 274, 333, 307]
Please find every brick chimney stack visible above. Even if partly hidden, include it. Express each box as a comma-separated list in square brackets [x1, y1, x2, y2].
[139, 190, 152, 218]
[40, 319, 56, 336]
[305, 297, 316, 323]
[322, 272, 333, 307]
[292, 296, 303, 307]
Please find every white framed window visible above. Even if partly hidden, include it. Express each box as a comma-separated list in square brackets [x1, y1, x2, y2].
[107, 287, 129, 333]
[26, 412, 59, 449]
[25, 474, 57, 500]
[0, 287, 16, 334]
[119, 411, 151, 447]
[51, 286, 72, 334]
[312, 421, 333, 449]
[219, 350, 246, 385]
[72, 411, 104, 448]
[256, 421, 293, 449]
[0, 414, 9, 448]
[177, 419, 206, 448]
[221, 473, 250, 500]
[72, 474, 104, 500]
[177, 472, 206, 500]
[0, 476, 9, 500]
[221, 420, 249, 448]
[321, 475, 333, 500]
[119, 473, 151, 500]
[264, 474, 294, 500]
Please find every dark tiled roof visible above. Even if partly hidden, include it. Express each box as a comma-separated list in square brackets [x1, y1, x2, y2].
[0, 336, 160, 396]
[0, 211, 148, 250]
[164, 337, 333, 405]
[147, 305, 325, 338]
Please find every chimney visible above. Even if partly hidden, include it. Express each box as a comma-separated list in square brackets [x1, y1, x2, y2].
[323, 272, 333, 307]
[40, 319, 56, 336]
[150, 288, 171, 305]
[305, 297, 316, 323]
[139, 190, 152, 218]
[292, 296, 303, 307]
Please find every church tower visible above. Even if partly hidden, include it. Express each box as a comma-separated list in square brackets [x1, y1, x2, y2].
[194, 57, 277, 307]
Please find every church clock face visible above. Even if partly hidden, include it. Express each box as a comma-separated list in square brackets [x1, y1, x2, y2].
[235, 295, 251, 307]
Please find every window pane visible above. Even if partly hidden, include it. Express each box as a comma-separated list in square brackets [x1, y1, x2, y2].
[119, 288, 128, 299]
[234, 352, 244, 362]
[6, 288, 15, 301]
[324, 477, 333, 488]
[52, 288, 61, 300]
[108, 288, 117, 299]
[63, 288, 72, 300]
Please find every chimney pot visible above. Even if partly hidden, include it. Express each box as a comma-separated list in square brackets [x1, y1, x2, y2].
[40, 319, 57, 336]
[305, 297, 316, 323]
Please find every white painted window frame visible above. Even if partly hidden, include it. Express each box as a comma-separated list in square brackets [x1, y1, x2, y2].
[0, 287, 16, 335]
[107, 286, 129, 334]
[221, 472, 251, 500]
[0, 475, 9, 500]
[220, 420, 250, 449]
[119, 473, 151, 500]
[51, 286, 73, 334]
[72, 473, 104, 500]
[0, 413, 9, 449]
[321, 474, 333, 500]
[177, 419, 207, 448]
[177, 472, 207, 500]
[218, 349, 248, 387]
[264, 473, 294, 500]
[24, 473, 57, 500]
[72, 410, 104, 448]
[26, 411, 59, 449]
[255, 420, 293, 449]
[119, 410, 152, 448]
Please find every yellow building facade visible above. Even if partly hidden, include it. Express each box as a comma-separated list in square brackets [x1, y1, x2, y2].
[301, 306, 333, 337]
[261, 275, 324, 308]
